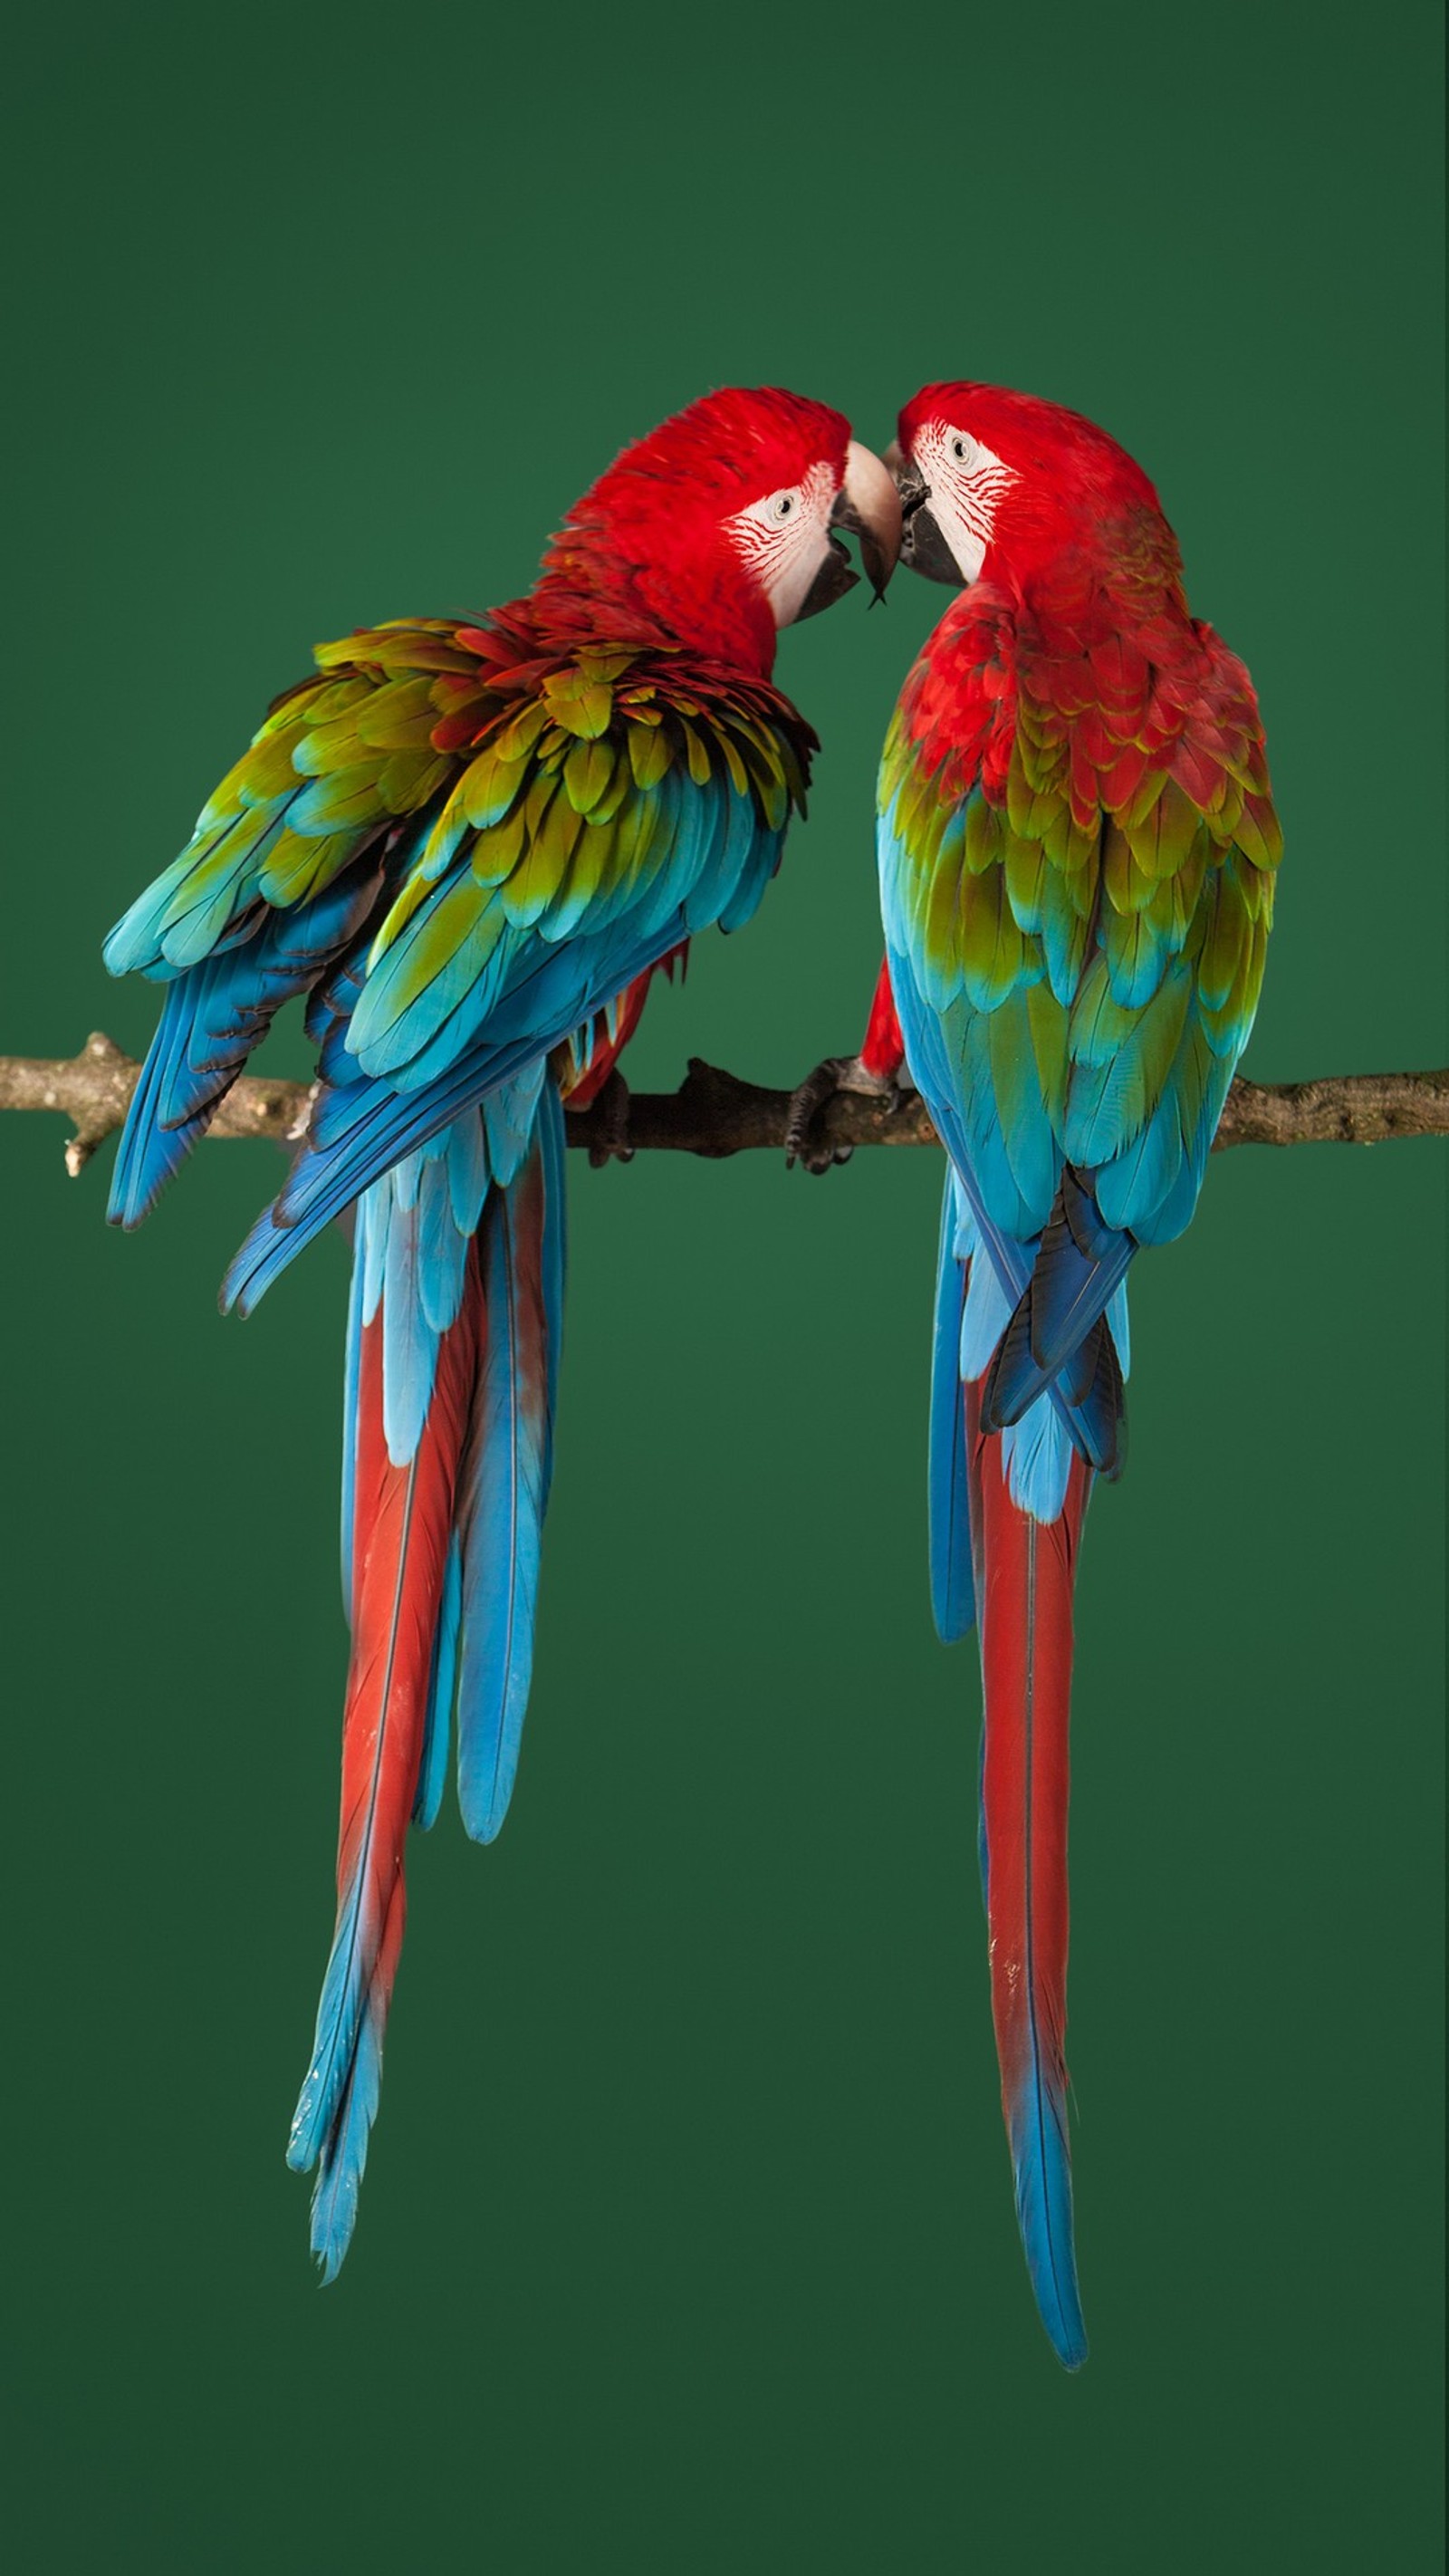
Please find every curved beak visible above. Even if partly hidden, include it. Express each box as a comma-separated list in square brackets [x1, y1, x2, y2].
[886, 438, 964, 590]
[830, 439, 903, 603]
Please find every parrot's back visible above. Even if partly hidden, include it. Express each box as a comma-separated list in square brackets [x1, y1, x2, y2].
[873, 380, 1281, 2365]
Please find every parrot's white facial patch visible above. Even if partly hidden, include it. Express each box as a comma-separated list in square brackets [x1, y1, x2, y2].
[724, 458, 839, 626]
[913, 423, 1017, 583]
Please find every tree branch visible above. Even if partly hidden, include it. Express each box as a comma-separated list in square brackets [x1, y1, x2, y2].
[1, 1033, 1445, 1176]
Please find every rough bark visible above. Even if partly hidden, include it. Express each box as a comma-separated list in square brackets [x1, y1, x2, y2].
[1, 1033, 1445, 1174]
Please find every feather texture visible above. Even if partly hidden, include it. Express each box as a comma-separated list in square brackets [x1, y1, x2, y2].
[101, 387, 851, 2282]
[929, 1175, 975, 1642]
[969, 1377, 1091, 2369]
[878, 472, 1279, 1429]
[108, 868, 382, 1227]
[288, 1263, 478, 2280]
[878, 383, 1281, 2366]
[212, 636, 809, 1316]
[455, 1083, 566, 1843]
[293, 1080, 566, 2272]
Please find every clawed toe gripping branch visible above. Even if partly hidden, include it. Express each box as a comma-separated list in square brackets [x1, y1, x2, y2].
[2, 1033, 1447, 1175]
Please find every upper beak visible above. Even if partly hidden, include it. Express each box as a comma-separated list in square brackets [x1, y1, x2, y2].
[883, 437, 924, 513]
[830, 439, 903, 602]
[885, 438, 964, 589]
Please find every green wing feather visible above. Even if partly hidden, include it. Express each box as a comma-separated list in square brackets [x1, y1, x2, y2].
[879, 597, 1281, 1248]
[349, 651, 812, 1085]
[104, 620, 813, 1024]
[102, 620, 501, 977]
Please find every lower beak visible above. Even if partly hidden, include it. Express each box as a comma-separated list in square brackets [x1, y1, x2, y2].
[830, 438, 903, 602]
[888, 445, 964, 590]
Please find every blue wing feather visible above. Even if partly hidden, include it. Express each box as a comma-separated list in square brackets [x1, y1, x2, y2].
[888, 934, 1120, 1479]
[223, 753, 785, 1317]
[223, 907, 682, 1315]
[107, 867, 380, 1228]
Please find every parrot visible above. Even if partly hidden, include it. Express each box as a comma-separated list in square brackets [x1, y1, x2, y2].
[102, 388, 902, 2279]
[788, 384, 1281, 2366]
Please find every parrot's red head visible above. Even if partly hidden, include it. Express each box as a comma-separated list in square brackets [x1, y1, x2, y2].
[535, 388, 900, 675]
[892, 383, 1172, 596]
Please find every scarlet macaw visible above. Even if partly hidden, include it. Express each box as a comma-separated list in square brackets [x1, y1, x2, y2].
[792, 384, 1280, 2365]
[104, 389, 901, 2276]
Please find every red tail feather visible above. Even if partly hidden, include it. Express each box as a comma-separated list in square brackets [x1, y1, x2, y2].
[336, 1249, 482, 2029]
[967, 1380, 1089, 2124]
[965, 1378, 1092, 2362]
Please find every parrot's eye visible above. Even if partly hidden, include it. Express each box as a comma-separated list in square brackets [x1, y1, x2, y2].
[737, 485, 805, 534]
[950, 434, 975, 466]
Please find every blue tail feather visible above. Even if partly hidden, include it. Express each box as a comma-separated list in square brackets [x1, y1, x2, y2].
[340, 1219, 367, 1620]
[1009, 2065, 1088, 2370]
[304, 1906, 394, 2288]
[928, 1176, 975, 1642]
[288, 1842, 379, 2179]
[455, 1082, 565, 1844]
[414, 1538, 461, 1831]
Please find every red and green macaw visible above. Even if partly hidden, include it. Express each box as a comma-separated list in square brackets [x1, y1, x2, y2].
[794, 384, 1281, 2366]
[103, 389, 901, 2278]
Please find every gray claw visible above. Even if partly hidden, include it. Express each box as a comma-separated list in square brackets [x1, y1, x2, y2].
[784, 1058, 859, 1176]
[586, 1068, 636, 1168]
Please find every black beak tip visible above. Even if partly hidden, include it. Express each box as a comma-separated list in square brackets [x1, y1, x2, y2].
[897, 498, 964, 591]
[794, 535, 860, 622]
[857, 535, 893, 604]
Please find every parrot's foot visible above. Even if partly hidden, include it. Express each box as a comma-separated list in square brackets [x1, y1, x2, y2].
[585, 1068, 636, 1168]
[784, 1055, 902, 1174]
[285, 1079, 321, 1146]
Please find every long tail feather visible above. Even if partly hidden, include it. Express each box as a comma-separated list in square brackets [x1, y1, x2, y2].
[305, 1879, 404, 2284]
[967, 1374, 1091, 2369]
[929, 1175, 975, 1643]
[414, 1538, 462, 1832]
[287, 1246, 478, 2279]
[455, 1082, 566, 1843]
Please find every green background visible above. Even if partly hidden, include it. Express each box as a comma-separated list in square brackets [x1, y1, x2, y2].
[3, 2, 1443, 2566]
